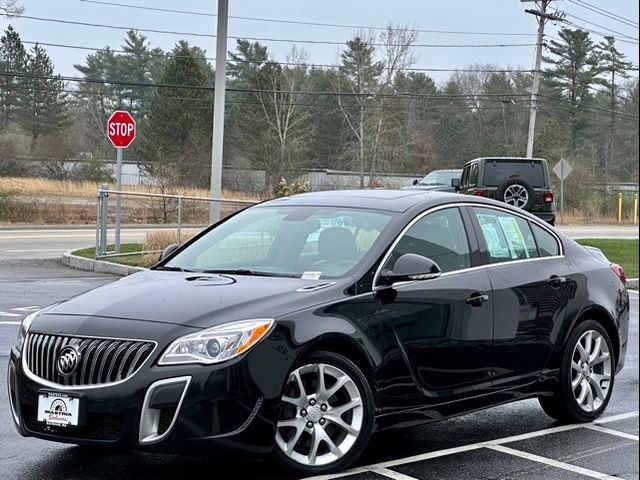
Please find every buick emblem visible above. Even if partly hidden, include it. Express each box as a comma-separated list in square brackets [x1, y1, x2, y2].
[57, 346, 81, 377]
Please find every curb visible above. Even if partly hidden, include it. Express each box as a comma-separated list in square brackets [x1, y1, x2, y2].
[627, 278, 639, 290]
[62, 251, 146, 276]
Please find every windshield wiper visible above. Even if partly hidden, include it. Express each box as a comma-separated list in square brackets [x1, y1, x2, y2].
[155, 265, 194, 272]
[201, 268, 289, 277]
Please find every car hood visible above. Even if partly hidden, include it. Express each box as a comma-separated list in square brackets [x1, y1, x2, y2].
[41, 270, 348, 328]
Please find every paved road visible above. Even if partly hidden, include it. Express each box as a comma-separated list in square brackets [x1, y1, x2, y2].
[0, 260, 637, 480]
[0, 224, 637, 260]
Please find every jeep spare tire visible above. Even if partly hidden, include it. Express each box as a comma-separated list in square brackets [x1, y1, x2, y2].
[496, 178, 534, 210]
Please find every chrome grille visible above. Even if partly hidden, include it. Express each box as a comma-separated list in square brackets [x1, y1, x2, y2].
[25, 333, 155, 386]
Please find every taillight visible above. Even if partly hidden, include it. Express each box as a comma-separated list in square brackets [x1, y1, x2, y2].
[543, 192, 554, 203]
[473, 190, 486, 197]
[611, 263, 626, 284]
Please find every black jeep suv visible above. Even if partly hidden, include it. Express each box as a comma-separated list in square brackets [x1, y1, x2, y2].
[454, 157, 556, 225]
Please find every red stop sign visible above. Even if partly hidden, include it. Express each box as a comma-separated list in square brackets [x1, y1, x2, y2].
[107, 110, 136, 148]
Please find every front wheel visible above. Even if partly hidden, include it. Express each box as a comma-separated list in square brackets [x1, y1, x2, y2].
[273, 351, 374, 476]
[539, 320, 615, 422]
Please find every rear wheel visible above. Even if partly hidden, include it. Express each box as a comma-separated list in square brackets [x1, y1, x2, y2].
[539, 320, 615, 422]
[273, 351, 374, 476]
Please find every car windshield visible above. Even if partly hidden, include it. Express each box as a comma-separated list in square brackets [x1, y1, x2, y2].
[483, 160, 546, 187]
[419, 171, 460, 186]
[164, 206, 393, 279]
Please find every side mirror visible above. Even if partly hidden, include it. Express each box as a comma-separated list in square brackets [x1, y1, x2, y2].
[380, 253, 441, 284]
[412, 179, 419, 186]
[451, 178, 460, 189]
[160, 243, 180, 261]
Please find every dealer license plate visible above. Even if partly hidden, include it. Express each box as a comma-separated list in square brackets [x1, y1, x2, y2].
[37, 392, 80, 427]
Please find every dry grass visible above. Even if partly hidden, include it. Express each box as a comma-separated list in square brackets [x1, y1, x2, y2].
[0, 176, 265, 225]
[141, 230, 199, 267]
[0, 176, 264, 201]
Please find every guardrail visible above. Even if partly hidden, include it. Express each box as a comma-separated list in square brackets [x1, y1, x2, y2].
[95, 184, 259, 260]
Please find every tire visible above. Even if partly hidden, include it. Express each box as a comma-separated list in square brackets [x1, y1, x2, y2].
[496, 178, 535, 210]
[273, 351, 374, 476]
[539, 320, 615, 423]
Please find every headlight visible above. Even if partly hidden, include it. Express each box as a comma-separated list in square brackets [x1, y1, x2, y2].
[16, 311, 39, 351]
[158, 319, 274, 366]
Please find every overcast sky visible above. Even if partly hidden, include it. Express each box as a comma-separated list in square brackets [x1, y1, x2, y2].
[3, 0, 639, 84]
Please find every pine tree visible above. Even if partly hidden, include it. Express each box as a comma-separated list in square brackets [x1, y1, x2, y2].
[19, 44, 69, 139]
[543, 28, 602, 156]
[0, 25, 28, 127]
[138, 41, 213, 187]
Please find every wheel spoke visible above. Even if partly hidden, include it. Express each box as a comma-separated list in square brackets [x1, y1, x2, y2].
[331, 398, 361, 417]
[316, 364, 326, 397]
[571, 372, 582, 389]
[278, 418, 301, 429]
[317, 426, 341, 456]
[290, 370, 306, 399]
[590, 351, 610, 367]
[308, 427, 321, 465]
[577, 379, 589, 404]
[281, 395, 306, 408]
[284, 425, 304, 453]
[571, 361, 581, 373]
[576, 343, 588, 362]
[585, 383, 595, 411]
[588, 376, 606, 401]
[583, 331, 593, 356]
[325, 413, 359, 436]
[588, 336, 602, 364]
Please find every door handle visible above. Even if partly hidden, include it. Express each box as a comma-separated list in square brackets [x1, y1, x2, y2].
[546, 275, 567, 287]
[466, 293, 489, 307]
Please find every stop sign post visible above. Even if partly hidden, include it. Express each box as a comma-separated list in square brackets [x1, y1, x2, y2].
[107, 111, 136, 254]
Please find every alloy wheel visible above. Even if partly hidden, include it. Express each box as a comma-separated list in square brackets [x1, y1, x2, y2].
[503, 184, 529, 208]
[570, 329, 612, 412]
[275, 363, 364, 467]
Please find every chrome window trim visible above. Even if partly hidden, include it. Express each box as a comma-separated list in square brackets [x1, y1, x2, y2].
[373, 202, 564, 288]
[139, 376, 191, 444]
[21, 332, 158, 391]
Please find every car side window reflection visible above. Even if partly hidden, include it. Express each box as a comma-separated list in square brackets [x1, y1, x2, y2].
[385, 208, 471, 273]
[472, 207, 538, 263]
[531, 222, 560, 257]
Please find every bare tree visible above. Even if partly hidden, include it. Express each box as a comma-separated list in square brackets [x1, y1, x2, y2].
[0, 0, 24, 17]
[336, 25, 417, 187]
[253, 47, 315, 183]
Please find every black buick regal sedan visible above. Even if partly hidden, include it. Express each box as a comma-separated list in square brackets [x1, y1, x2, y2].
[8, 190, 630, 475]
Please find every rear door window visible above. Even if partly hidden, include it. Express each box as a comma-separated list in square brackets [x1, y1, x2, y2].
[472, 207, 538, 263]
[531, 223, 561, 257]
[482, 160, 546, 187]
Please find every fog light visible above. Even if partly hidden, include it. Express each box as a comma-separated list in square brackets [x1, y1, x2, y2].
[206, 339, 221, 358]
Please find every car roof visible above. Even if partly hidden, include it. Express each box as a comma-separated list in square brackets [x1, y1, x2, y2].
[425, 169, 462, 173]
[260, 189, 469, 213]
[465, 157, 548, 165]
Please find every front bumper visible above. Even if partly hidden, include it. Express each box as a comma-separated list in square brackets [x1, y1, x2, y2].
[8, 345, 283, 456]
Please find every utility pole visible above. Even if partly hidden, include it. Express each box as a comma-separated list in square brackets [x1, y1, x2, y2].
[523, 0, 564, 158]
[209, 0, 229, 223]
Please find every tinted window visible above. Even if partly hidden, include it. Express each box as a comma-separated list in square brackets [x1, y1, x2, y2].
[385, 208, 471, 273]
[482, 160, 546, 187]
[472, 207, 538, 263]
[531, 223, 560, 257]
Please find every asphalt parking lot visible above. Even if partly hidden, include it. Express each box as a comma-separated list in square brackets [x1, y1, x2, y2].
[1, 260, 638, 480]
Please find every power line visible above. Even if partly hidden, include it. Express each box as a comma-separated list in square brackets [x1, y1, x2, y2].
[75, 0, 537, 37]
[564, 13, 639, 41]
[567, 0, 639, 28]
[5, 15, 538, 48]
[538, 94, 638, 119]
[2, 83, 535, 111]
[563, 20, 640, 45]
[22, 40, 536, 74]
[0, 70, 534, 99]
